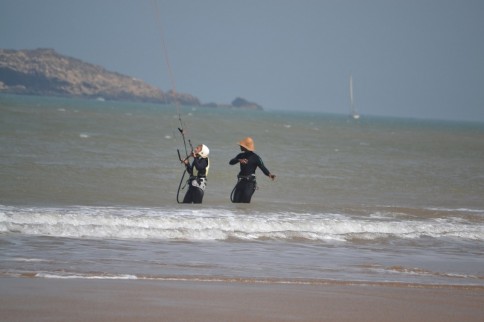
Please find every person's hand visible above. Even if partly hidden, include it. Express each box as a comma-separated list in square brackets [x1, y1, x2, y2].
[269, 174, 276, 181]
[239, 158, 248, 165]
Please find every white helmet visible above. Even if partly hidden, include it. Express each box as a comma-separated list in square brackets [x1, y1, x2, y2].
[198, 144, 210, 158]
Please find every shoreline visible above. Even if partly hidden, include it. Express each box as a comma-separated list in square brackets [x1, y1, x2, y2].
[1, 277, 482, 321]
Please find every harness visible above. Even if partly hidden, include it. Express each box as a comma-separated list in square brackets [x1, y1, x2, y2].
[237, 174, 256, 181]
[230, 174, 257, 202]
[188, 175, 207, 191]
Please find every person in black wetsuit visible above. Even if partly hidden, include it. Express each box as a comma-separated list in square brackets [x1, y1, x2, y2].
[229, 137, 276, 203]
[182, 144, 210, 203]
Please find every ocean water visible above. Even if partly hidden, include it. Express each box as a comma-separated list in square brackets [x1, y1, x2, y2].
[1, 94, 483, 287]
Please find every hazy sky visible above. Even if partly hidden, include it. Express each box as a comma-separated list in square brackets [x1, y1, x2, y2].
[1, 0, 483, 121]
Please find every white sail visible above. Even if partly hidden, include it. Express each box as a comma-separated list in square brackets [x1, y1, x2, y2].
[349, 75, 360, 120]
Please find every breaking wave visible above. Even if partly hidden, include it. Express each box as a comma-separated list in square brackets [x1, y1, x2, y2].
[1, 205, 482, 242]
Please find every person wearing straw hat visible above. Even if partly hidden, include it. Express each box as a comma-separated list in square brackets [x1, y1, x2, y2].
[182, 144, 210, 203]
[229, 137, 276, 203]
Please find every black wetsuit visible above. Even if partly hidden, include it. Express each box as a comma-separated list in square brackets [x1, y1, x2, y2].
[229, 151, 271, 203]
[183, 157, 209, 204]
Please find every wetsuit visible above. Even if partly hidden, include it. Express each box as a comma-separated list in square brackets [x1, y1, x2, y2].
[229, 151, 271, 203]
[183, 156, 209, 204]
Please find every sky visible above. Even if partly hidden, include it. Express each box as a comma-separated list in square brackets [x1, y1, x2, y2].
[1, 0, 483, 122]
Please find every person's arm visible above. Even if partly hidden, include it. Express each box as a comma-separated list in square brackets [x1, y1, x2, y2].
[257, 155, 276, 180]
[229, 153, 243, 165]
[184, 160, 193, 175]
[183, 151, 198, 175]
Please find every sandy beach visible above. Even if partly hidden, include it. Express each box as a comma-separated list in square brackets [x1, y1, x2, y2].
[0, 278, 482, 322]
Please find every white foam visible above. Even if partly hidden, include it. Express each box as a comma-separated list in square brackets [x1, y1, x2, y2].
[37, 272, 137, 280]
[12, 257, 48, 262]
[1, 205, 483, 242]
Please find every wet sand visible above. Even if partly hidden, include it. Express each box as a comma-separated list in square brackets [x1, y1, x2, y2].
[1, 278, 482, 322]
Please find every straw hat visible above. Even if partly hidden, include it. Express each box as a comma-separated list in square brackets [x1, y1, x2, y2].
[238, 137, 255, 151]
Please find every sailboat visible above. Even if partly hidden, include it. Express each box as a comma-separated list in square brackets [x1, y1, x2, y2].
[349, 75, 360, 120]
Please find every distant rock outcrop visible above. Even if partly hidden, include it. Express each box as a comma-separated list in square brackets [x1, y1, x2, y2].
[231, 97, 263, 110]
[201, 98, 263, 110]
[0, 48, 263, 110]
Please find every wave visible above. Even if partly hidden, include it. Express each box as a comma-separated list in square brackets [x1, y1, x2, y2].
[2, 270, 482, 290]
[425, 207, 484, 214]
[1, 205, 483, 242]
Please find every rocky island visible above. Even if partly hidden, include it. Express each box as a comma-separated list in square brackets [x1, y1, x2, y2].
[0, 48, 263, 110]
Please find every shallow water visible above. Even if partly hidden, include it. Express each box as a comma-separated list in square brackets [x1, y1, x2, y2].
[1, 94, 483, 287]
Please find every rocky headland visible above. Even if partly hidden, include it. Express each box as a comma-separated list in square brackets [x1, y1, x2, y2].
[0, 48, 263, 110]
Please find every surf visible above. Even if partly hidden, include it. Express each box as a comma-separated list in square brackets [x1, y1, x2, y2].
[1, 205, 482, 242]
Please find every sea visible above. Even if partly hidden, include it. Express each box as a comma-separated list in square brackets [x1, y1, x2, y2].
[1, 94, 483, 288]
